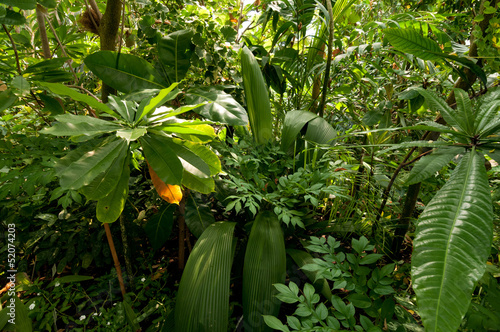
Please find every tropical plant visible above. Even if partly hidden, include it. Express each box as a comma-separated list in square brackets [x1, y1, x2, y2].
[405, 87, 499, 331]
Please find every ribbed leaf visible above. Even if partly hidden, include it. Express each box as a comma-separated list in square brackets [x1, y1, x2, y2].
[453, 88, 474, 136]
[175, 222, 236, 332]
[241, 46, 274, 144]
[412, 150, 493, 332]
[304, 117, 337, 145]
[475, 93, 500, 137]
[243, 210, 286, 332]
[383, 28, 443, 60]
[182, 171, 215, 194]
[413, 88, 464, 132]
[405, 147, 462, 185]
[287, 249, 332, 300]
[84, 51, 168, 93]
[135, 84, 180, 123]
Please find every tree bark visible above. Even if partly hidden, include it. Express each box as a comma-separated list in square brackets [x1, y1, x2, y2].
[36, 5, 51, 59]
[99, 0, 122, 102]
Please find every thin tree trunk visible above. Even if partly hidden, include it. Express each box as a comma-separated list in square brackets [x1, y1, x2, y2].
[119, 214, 134, 287]
[36, 5, 51, 59]
[99, 0, 122, 102]
[318, 0, 334, 118]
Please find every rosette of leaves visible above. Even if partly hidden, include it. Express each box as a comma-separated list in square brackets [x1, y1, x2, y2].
[396, 87, 500, 331]
[41, 82, 221, 223]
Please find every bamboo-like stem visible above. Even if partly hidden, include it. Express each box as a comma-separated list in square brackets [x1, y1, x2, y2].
[104, 223, 127, 297]
[36, 5, 51, 59]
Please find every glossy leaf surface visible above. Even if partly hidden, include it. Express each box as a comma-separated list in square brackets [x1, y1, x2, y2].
[158, 30, 194, 83]
[412, 150, 493, 332]
[84, 51, 168, 93]
[186, 86, 248, 126]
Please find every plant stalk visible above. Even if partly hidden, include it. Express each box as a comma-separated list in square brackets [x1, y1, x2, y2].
[104, 223, 127, 297]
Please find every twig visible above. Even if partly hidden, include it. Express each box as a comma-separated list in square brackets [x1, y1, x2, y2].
[2, 24, 21, 74]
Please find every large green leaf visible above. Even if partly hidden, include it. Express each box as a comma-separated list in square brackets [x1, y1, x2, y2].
[79, 145, 129, 200]
[170, 138, 221, 176]
[96, 155, 130, 223]
[41, 114, 123, 138]
[0, 8, 26, 25]
[185, 87, 248, 126]
[158, 29, 194, 83]
[185, 194, 216, 238]
[144, 204, 176, 251]
[84, 51, 168, 93]
[59, 137, 128, 190]
[412, 150, 493, 332]
[140, 134, 183, 186]
[0, 297, 32, 332]
[162, 138, 212, 178]
[280, 110, 317, 152]
[304, 117, 337, 145]
[175, 221, 236, 332]
[474, 89, 500, 136]
[243, 210, 286, 332]
[38, 82, 117, 117]
[405, 147, 462, 186]
[241, 46, 274, 145]
[453, 88, 474, 136]
[383, 28, 443, 61]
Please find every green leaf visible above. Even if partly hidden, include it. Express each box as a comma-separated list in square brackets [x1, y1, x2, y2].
[281, 110, 318, 152]
[304, 116, 337, 145]
[406, 147, 462, 185]
[175, 222, 236, 332]
[359, 253, 383, 265]
[413, 88, 464, 132]
[348, 294, 372, 309]
[162, 138, 211, 178]
[24, 57, 70, 73]
[84, 51, 168, 93]
[286, 249, 332, 299]
[79, 145, 128, 200]
[41, 114, 122, 138]
[412, 150, 493, 332]
[384, 28, 443, 60]
[59, 137, 127, 190]
[453, 88, 474, 136]
[140, 134, 183, 186]
[37, 93, 64, 115]
[263, 316, 290, 332]
[0, 89, 17, 113]
[135, 84, 180, 123]
[158, 29, 194, 83]
[107, 95, 136, 122]
[0, 0, 35, 9]
[96, 155, 130, 223]
[241, 46, 273, 145]
[185, 86, 248, 126]
[116, 128, 147, 143]
[475, 89, 500, 136]
[144, 204, 176, 250]
[182, 171, 215, 194]
[185, 193, 216, 238]
[48, 275, 93, 286]
[0, 297, 32, 332]
[0, 8, 26, 25]
[243, 210, 286, 332]
[122, 299, 141, 332]
[38, 82, 117, 117]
